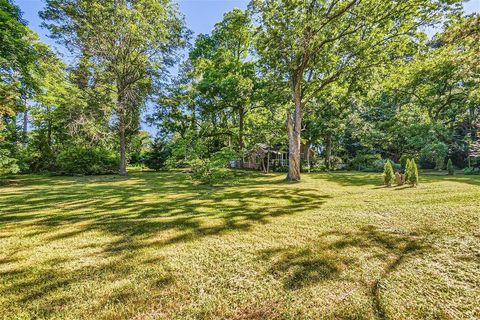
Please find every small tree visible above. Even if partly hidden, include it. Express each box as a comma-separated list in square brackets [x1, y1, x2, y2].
[408, 159, 419, 186]
[405, 159, 412, 183]
[447, 159, 454, 175]
[383, 159, 395, 187]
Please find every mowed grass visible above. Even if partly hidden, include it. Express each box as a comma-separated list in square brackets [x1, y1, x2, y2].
[0, 170, 479, 320]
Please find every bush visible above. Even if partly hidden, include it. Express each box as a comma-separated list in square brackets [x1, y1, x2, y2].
[407, 159, 419, 186]
[57, 147, 119, 175]
[420, 142, 448, 170]
[447, 159, 454, 175]
[189, 147, 237, 185]
[464, 167, 480, 175]
[0, 149, 19, 176]
[383, 159, 395, 187]
[405, 159, 412, 182]
[144, 138, 170, 171]
[349, 154, 381, 171]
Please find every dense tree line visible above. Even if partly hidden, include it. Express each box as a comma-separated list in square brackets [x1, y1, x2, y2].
[0, 0, 478, 180]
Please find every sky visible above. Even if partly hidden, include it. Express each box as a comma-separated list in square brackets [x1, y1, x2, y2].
[12, 0, 480, 135]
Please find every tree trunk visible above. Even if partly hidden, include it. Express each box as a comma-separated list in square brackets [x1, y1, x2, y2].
[287, 78, 302, 181]
[325, 134, 332, 170]
[306, 140, 312, 173]
[47, 106, 52, 148]
[266, 150, 270, 173]
[238, 107, 245, 168]
[119, 109, 127, 176]
[23, 108, 28, 146]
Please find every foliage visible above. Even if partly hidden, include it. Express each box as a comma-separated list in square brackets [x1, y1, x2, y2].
[407, 159, 419, 186]
[57, 146, 119, 175]
[41, 0, 189, 175]
[420, 142, 448, 170]
[463, 167, 480, 175]
[188, 147, 237, 184]
[349, 154, 382, 171]
[383, 159, 395, 187]
[0, 148, 19, 176]
[144, 138, 170, 171]
[405, 158, 412, 183]
[447, 159, 454, 175]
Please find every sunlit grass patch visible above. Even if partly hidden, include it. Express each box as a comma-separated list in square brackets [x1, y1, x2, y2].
[0, 171, 479, 319]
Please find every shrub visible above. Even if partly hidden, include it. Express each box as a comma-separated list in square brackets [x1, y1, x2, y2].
[57, 146, 119, 175]
[189, 147, 237, 185]
[464, 167, 480, 175]
[0, 149, 19, 176]
[407, 159, 419, 186]
[349, 154, 381, 171]
[447, 159, 454, 175]
[405, 159, 412, 182]
[383, 159, 395, 187]
[420, 142, 448, 170]
[144, 138, 170, 171]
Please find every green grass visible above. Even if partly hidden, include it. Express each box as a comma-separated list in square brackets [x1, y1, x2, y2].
[0, 171, 479, 320]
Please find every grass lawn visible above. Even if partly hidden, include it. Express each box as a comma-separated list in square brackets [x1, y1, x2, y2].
[0, 170, 479, 319]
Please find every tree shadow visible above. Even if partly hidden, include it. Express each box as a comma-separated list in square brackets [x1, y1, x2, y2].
[0, 171, 330, 318]
[258, 225, 430, 319]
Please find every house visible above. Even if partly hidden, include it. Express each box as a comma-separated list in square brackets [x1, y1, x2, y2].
[230, 143, 316, 171]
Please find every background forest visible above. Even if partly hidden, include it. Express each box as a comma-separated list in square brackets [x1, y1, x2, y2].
[1, 0, 479, 180]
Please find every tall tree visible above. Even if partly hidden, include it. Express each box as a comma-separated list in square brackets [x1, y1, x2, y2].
[41, 0, 188, 175]
[250, 0, 461, 180]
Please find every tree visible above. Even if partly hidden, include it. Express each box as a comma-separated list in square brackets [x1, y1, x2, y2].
[250, 0, 461, 180]
[41, 0, 189, 175]
[447, 158, 454, 175]
[383, 159, 395, 187]
[190, 9, 259, 159]
[409, 159, 419, 186]
[405, 158, 412, 183]
[0, 0, 44, 174]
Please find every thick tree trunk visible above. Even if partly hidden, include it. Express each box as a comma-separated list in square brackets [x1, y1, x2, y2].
[287, 78, 302, 181]
[119, 110, 127, 176]
[325, 134, 332, 170]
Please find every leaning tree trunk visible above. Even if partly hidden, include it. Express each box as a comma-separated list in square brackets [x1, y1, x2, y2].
[287, 77, 302, 181]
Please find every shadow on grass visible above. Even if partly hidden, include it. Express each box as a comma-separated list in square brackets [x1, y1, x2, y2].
[258, 225, 430, 319]
[309, 171, 480, 188]
[0, 171, 329, 318]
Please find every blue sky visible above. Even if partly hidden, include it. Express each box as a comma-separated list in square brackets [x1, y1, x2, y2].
[12, 0, 480, 135]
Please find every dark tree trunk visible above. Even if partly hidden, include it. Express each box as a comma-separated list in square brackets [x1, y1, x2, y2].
[325, 134, 332, 170]
[238, 106, 245, 168]
[266, 150, 270, 173]
[119, 110, 127, 176]
[287, 77, 302, 181]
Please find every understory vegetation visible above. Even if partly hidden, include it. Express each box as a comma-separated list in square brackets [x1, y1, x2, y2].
[0, 171, 479, 319]
[1, 0, 479, 180]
